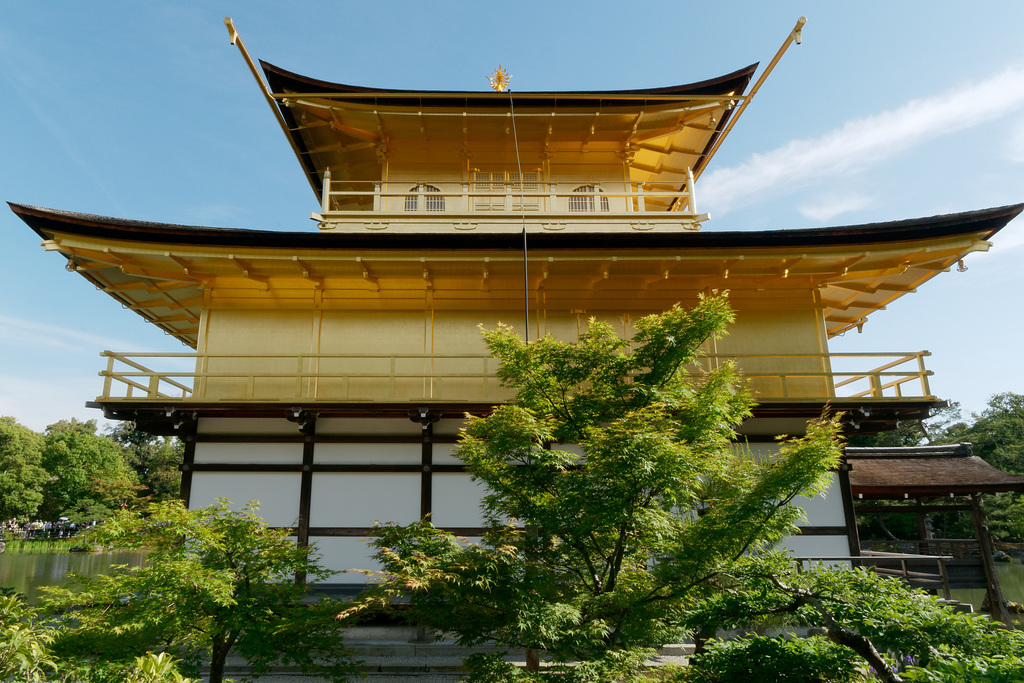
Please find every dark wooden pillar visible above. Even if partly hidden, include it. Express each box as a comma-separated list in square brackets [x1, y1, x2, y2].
[836, 461, 861, 557]
[178, 434, 196, 507]
[409, 409, 439, 521]
[421, 421, 433, 520]
[294, 413, 317, 586]
[296, 419, 317, 549]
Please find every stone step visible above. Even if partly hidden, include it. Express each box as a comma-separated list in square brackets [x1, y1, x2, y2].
[223, 640, 693, 678]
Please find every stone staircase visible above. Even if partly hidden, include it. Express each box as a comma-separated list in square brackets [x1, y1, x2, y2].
[222, 625, 693, 681]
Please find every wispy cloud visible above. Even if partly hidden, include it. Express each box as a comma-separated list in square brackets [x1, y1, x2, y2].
[1007, 117, 1024, 163]
[0, 316, 132, 353]
[184, 204, 251, 227]
[701, 66, 1024, 215]
[0, 31, 125, 214]
[985, 217, 1024, 252]
[798, 192, 872, 222]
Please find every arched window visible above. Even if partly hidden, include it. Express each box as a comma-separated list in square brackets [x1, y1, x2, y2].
[405, 185, 444, 212]
[569, 185, 609, 212]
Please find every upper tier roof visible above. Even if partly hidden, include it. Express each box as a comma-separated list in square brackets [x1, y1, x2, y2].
[11, 202, 1021, 347]
[259, 61, 758, 211]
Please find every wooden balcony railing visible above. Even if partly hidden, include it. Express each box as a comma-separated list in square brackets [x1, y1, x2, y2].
[860, 539, 979, 559]
[316, 175, 701, 218]
[96, 351, 934, 403]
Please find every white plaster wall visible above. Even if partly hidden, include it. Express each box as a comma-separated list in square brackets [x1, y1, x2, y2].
[430, 473, 487, 527]
[733, 444, 848, 530]
[792, 473, 846, 527]
[310, 537, 380, 582]
[433, 442, 463, 465]
[314, 442, 420, 465]
[433, 417, 470, 438]
[193, 442, 304, 464]
[189, 472, 301, 527]
[308, 535, 488, 581]
[736, 442, 782, 461]
[309, 473, 420, 527]
[551, 443, 585, 459]
[777, 534, 851, 563]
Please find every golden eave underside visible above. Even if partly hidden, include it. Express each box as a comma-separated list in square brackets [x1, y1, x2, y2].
[42, 231, 992, 348]
[282, 93, 738, 210]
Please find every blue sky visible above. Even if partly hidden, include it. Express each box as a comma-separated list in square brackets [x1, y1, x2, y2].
[2, 2, 1023, 432]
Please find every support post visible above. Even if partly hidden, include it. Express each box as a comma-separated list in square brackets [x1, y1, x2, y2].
[970, 493, 1014, 625]
[295, 417, 316, 585]
[321, 169, 331, 213]
[836, 461, 861, 558]
[686, 168, 697, 214]
[179, 434, 197, 508]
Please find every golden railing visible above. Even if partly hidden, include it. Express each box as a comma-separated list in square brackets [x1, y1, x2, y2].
[96, 351, 933, 403]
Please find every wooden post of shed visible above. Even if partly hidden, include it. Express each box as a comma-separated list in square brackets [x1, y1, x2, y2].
[970, 493, 1014, 626]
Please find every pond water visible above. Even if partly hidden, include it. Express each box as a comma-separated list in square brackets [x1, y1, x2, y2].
[950, 560, 1024, 614]
[0, 550, 147, 603]
[5, 549, 1024, 615]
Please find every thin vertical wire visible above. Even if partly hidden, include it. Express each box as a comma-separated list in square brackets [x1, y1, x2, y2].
[508, 89, 529, 342]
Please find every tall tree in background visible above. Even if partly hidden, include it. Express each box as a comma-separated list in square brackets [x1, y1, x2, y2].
[0, 416, 47, 520]
[933, 393, 1024, 540]
[107, 423, 183, 500]
[347, 295, 844, 680]
[934, 393, 1024, 474]
[39, 418, 137, 521]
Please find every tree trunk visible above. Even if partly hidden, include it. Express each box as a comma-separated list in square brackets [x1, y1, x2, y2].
[208, 635, 230, 683]
[525, 647, 540, 672]
[824, 627, 902, 683]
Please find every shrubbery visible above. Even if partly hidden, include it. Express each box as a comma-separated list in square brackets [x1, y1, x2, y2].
[683, 635, 863, 683]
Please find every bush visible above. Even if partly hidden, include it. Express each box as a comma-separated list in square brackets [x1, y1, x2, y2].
[0, 593, 56, 683]
[901, 654, 1024, 683]
[685, 635, 864, 683]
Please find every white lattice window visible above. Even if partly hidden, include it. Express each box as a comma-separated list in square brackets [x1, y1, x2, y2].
[569, 185, 609, 212]
[405, 185, 444, 212]
[472, 171, 541, 211]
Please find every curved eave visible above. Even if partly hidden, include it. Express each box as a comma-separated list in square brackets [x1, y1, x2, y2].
[11, 202, 1020, 251]
[851, 484, 1024, 499]
[259, 61, 757, 202]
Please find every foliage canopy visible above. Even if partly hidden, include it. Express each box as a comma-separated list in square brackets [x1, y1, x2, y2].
[0, 416, 47, 519]
[41, 500, 355, 683]
[347, 294, 844, 680]
[689, 558, 1024, 683]
[39, 419, 138, 521]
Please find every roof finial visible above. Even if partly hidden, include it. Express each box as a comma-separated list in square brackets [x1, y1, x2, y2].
[488, 65, 511, 92]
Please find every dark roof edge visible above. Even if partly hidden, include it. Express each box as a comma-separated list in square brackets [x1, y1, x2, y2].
[845, 443, 975, 458]
[9, 202, 1023, 251]
[259, 61, 760, 99]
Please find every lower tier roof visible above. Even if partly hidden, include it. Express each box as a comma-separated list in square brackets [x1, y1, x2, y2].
[9, 202, 1022, 346]
[846, 444, 1024, 498]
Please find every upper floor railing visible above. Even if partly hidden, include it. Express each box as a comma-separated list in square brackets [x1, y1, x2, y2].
[96, 351, 933, 403]
[318, 172, 699, 217]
